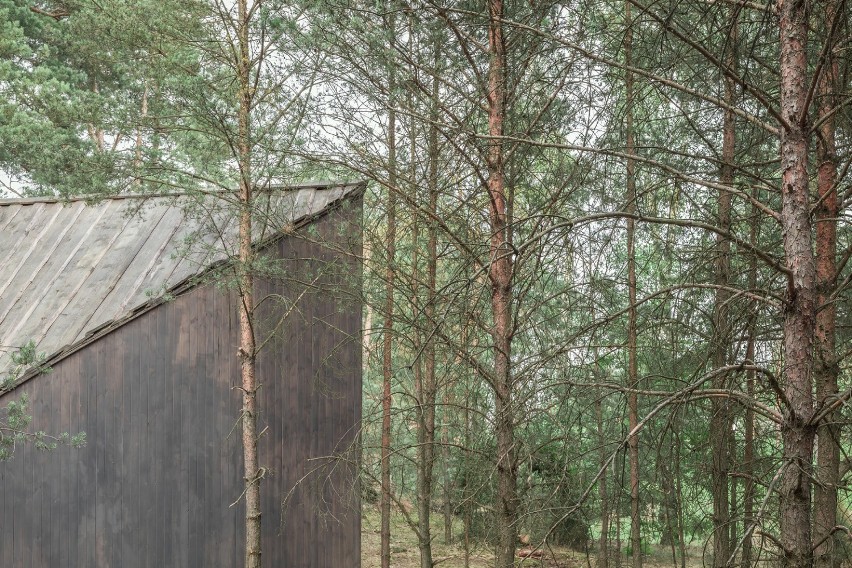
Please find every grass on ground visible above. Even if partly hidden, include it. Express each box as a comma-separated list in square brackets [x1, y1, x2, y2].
[361, 507, 705, 568]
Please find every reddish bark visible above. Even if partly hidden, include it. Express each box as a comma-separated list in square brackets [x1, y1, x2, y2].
[487, 1, 518, 566]
[778, 2, 817, 567]
[237, 0, 261, 564]
[380, 86, 397, 568]
[813, 1, 840, 565]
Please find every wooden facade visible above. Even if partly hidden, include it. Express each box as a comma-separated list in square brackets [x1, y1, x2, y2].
[0, 192, 362, 566]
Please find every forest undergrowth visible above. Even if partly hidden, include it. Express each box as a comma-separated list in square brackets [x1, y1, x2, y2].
[361, 508, 707, 568]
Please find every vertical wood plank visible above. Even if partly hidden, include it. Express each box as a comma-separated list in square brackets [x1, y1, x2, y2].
[0, 193, 363, 568]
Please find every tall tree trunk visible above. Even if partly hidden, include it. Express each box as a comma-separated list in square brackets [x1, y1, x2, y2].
[742, 381, 755, 568]
[711, 10, 737, 565]
[487, 2, 517, 566]
[406, 36, 430, 563]
[415, 44, 441, 568]
[675, 428, 686, 568]
[443, 383, 454, 545]
[624, 3, 641, 566]
[236, 1, 261, 566]
[778, 2, 817, 567]
[363, 243, 375, 360]
[463, 382, 472, 568]
[380, 51, 398, 568]
[742, 184, 760, 568]
[813, 1, 839, 565]
[597, 383, 609, 568]
[616, 475, 622, 568]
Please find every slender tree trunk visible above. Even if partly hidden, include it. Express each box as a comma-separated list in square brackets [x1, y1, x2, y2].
[236, 1, 261, 566]
[778, 2, 817, 567]
[440, 60, 455, 547]
[624, 3, 641, 566]
[133, 83, 148, 188]
[813, 1, 839, 565]
[414, 46, 441, 568]
[406, 46, 431, 563]
[487, 2, 517, 566]
[742, 207, 757, 568]
[742, 393, 755, 568]
[616, 477, 622, 568]
[711, 11, 737, 565]
[380, 56, 398, 568]
[443, 382, 453, 545]
[363, 243, 375, 360]
[597, 385, 610, 568]
[88, 80, 106, 152]
[729, 438, 738, 558]
[407, 51, 424, 535]
[675, 429, 686, 568]
[464, 383, 472, 568]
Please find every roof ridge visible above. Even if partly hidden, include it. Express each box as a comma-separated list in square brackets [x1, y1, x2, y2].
[0, 181, 365, 389]
[0, 181, 362, 206]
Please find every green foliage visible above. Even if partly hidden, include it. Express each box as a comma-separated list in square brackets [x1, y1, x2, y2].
[0, 0, 110, 193]
[0, 341, 86, 461]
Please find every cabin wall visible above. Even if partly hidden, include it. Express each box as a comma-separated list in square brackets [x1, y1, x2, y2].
[0, 200, 362, 567]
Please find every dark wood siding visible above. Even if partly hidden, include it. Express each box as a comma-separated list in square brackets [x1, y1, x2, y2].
[0, 200, 362, 567]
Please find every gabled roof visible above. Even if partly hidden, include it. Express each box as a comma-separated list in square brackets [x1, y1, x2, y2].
[0, 181, 364, 379]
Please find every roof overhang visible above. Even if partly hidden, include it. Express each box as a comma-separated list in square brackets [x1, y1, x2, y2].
[0, 181, 365, 390]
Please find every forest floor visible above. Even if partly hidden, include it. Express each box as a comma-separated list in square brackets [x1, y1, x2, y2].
[361, 507, 706, 568]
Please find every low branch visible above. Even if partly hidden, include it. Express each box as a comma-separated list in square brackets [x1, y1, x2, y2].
[29, 5, 70, 20]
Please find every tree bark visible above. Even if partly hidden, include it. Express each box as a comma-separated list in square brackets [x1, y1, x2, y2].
[487, 2, 518, 566]
[380, 51, 398, 568]
[464, 383, 472, 568]
[133, 83, 148, 188]
[778, 2, 817, 567]
[742, 185, 759, 568]
[711, 10, 737, 565]
[675, 427, 686, 568]
[597, 383, 609, 568]
[414, 44, 441, 568]
[236, 1, 261, 566]
[625, 3, 642, 566]
[813, 1, 839, 565]
[443, 383, 453, 545]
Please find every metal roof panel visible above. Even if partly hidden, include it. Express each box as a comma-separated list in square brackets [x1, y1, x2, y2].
[0, 182, 363, 376]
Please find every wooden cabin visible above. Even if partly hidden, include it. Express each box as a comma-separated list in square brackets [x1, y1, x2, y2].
[0, 183, 363, 567]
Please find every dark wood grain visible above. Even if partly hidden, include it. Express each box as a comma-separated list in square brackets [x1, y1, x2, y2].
[0, 197, 362, 567]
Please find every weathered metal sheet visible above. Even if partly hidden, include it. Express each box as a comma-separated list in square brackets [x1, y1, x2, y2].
[0, 183, 363, 375]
